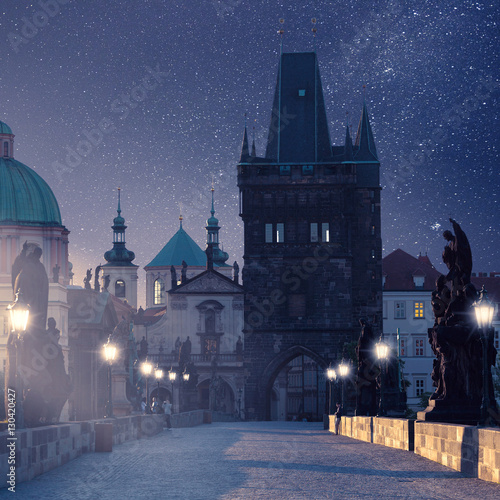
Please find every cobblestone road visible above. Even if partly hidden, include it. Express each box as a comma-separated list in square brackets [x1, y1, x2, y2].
[3, 422, 500, 499]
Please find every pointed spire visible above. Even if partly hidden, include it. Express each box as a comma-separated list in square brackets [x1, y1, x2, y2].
[239, 123, 250, 162]
[354, 91, 378, 162]
[343, 116, 354, 162]
[251, 124, 256, 157]
[210, 177, 215, 217]
[117, 187, 121, 215]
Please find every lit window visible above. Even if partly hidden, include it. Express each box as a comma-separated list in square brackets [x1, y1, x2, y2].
[415, 339, 424, 356]
[395, 302, 405, 319]
[371, 249, 375, 259]
[322, 223, 330, 242]
[115, 279, 126, 298]
[414, 302, 424, 318]
[265, 224, 273, 243]
[154, 278, 165, 305]
[415, 379, 425, 397]
[310, 223, 318, 242]
[276, 223, 284, 243]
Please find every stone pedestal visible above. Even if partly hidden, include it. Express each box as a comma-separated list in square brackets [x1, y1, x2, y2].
[112, 370, 132, 416]
[417, 399, 480, 426]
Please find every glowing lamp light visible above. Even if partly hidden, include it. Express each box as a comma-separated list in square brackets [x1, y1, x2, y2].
[375, 341, 390, 361]
[141, 360, 153, 376]
[155, 368, 164, 380]
[103, 339, 117, 364]
[473, 287, 495, 330]
[168, 368, 177, 382]
[183, 371, 190, 382]
[326, 367, 337, 381]
[338, 362, 349, 378]
[7, 292, 30, 333]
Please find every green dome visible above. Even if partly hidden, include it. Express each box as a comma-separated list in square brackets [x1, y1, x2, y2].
[0, 157, 62, 226]
[0, 121, 13, 134]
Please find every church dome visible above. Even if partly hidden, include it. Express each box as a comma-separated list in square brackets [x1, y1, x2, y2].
[0, 157, 62, 226]
[0, 121, 13, 134]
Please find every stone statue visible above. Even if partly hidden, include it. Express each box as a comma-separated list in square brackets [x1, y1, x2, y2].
[355, 318, 377, 416]
[236, 336, 243, 357]
[103, 274, 110, 291]
[179, 336, 192, 370]
[84, 269, 92, 290]
[181, 261, 188, 283]
[139, 336, 148, 359]
[233, 261, 239, 284]
[110, 315, 131, 371]
[94, 265, 101, 292]
[52, 264, 60, 284]
[12, 244, 49, 336]
[170, 265, 177, 289]
[174, 336, 182, 354]
[419, 219, 498, 424]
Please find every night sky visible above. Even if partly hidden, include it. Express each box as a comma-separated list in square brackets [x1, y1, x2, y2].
[1, 1, 498, 307]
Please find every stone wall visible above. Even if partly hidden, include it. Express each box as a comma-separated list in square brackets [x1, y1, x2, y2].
[351, 417, 373, 443]
[479, 428, 500, 483]
[0, 415, 163, 489]
[373, 417, 414, 451]
[171, 410, 209, 428]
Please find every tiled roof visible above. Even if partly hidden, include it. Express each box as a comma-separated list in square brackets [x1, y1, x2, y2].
[382, 249, 442, 291]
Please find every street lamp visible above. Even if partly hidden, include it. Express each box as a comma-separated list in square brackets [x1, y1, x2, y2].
[168, 367, 177, 413]
[103, 337, 117, 418]
[7, 292, 30, 428]
[326, 366, 337, 414]
[375, 340, 390, 416]
[473, 286, 495, 424]
[154, 367, 164, 412]
[338, 361, 349, 413]
[141, 359, 153, 413]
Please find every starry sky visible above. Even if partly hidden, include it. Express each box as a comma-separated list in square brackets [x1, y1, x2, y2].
[1, 1, 498, 307]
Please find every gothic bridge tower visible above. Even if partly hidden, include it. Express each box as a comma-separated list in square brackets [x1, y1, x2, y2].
[237, 52, 382, 420]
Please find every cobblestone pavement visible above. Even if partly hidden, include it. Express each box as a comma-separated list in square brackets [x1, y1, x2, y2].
[3, 422, 500, 499]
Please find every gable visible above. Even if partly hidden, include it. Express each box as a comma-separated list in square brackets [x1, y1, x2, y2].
[171, 270, 243, 294]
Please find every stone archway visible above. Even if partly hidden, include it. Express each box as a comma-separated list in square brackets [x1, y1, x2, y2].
[260, 345, 329, 421]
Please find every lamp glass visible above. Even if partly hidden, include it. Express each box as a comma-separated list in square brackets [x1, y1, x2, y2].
[169, 370, 177, 382]
[338, 362, 349, 377]
[103, 342, 117, 363]
[326, 368, 336, 381]
[155, 368, 163, 380]
[375, 341, 389, 360]
[141, 361, 153, 376]
[7, 296, 30, 333]
[183, 372, 190, 382]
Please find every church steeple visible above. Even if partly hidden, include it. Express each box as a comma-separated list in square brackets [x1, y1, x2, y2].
[354, 100, 378, 162]
[205, 185, 229, 267]
[104, 188, 135, 265]
[239, 125, 250, 162]
[343, 120, 354, 162]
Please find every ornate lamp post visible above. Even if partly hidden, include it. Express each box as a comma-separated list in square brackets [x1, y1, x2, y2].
[375, 340, 390, 416]
[7, 292, 30, 428]
[181, 368, 190, 413]
[168, 367, 177, 413]
[141, 359, 153, 413]
[103, 337, 117, 418]
[326, 366, 337, 415]
[473, 286, 495, 425]
[154, 367, 164, 410]
[338, 361, 349, 413]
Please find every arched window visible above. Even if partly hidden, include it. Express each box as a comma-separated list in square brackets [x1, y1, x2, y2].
[154, 278, 165, 305]
[3, 142, 8, 157]
[115, 279, 126, 298]
[205, 309, 215, 333]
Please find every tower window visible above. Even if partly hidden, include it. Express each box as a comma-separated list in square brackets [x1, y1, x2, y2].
[280, 165, 291, 175]
[310, 223, 318, 242]
[154, 278, 165, 305]
[3, 142, 8, 157]
[265, 224, 273, 243]
[302, 165, 313, 175]
[298, 89, 306, 97]
[276, 223, 284, 243]
[321, 223, 330, 242]
[115, 279, 126, 298]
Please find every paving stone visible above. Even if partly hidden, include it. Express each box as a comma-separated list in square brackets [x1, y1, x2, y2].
[2, 422, 500, 499]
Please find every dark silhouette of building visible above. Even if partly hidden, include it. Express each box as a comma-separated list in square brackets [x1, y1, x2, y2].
[238, 52, 382, 420]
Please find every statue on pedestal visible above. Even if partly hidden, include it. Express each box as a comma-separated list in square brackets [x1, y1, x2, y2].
[355, 318, 377, 416]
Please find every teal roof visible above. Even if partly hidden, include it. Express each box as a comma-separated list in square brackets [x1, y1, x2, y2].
[0, 157, 62, 226]
[0, 121, 13, 134]
[146, 225, 207, 268]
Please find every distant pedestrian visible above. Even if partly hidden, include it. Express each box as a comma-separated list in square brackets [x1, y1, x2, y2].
[334, 403, 342, 435]
[151, 397, 159, 414]
[163, 399, 172, 430]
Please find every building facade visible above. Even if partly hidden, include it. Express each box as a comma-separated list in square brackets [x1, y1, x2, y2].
[238, 52, 383, 420]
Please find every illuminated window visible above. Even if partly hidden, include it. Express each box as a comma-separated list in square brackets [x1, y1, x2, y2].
[322, 223, 330, 242]
[276, 223, 284, 243]
[415, 338, 424, 356]
[154, 278, 165, 305]
[395, 302, 406, 319]
[414, 302, 424, 318]
[415, 378, 425, 397]
[115, 279, 126, 298]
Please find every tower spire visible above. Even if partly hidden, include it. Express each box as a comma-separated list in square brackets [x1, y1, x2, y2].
[343, 113, 354, 162]
[251, 123, 256, 157]
[354, 90, 378, 162]
[239, 119, 250, 162]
